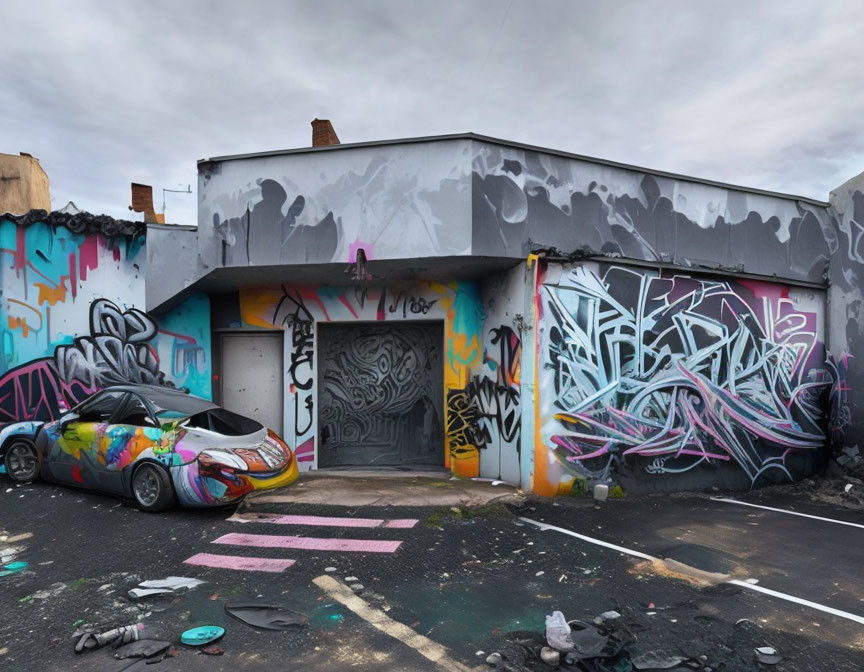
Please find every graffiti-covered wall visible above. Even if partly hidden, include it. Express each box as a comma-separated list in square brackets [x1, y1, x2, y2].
[531, 261, 830, 494]
[0, 213, 211, 422]
[140, 135, 864, 493]
[227, 282, 486, 475]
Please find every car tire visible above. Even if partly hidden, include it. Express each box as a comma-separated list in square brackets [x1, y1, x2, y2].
[131, 463, 175, 512]
[4, 440, 41, 484]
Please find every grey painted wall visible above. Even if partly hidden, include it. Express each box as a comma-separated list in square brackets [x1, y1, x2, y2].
[471, 141, 834, 285]
[152, 136, 838, 312]
[196, 140, 473, 271]
[146, 224, 198, 311]
[828, 172, 864, 467]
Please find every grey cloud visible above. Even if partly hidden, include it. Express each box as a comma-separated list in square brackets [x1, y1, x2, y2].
[1, 0, 862, 227]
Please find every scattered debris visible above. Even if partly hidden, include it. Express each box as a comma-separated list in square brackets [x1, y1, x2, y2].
[128, 587, 175, 600]
[545, 610, 574, 652]
[114, 639, 171, 660]
[540, 646, 560, 666]
[180, 626, 225, 647]
[350, 583, 365, 592]
[631, 652, 687, 669]
[137, 576, 205, 591]
[324, 567, 337, 572]
[0, 561, 28, 577]
[225, 600, 309, 630]
[202, 644, 225, 656]
[345, 576, 359, 582]
[755, 646, 782, 665]
[486, 652, 503, 665]
[74, 623, 142, 653]
[593, 484, 609, 502]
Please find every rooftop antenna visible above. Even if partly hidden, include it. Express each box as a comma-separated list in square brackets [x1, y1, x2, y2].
[162, 184, 192, 215]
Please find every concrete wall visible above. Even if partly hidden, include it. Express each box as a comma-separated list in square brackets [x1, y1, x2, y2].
[827, 172, 864, 470]
[0, 214, 211, 422]
[0, 153, 50, 215]
[476, 264, 525, 484]
[471, 141, 834, 285]
[146, 224, 199, 311]
[196, 140, 473, 272]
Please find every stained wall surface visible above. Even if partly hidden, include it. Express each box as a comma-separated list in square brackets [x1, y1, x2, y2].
[0, 216, 212, 423]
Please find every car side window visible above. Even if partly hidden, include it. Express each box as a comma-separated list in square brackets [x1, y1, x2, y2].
[77, 391, 127, 423]
[115, 394, 155, 426]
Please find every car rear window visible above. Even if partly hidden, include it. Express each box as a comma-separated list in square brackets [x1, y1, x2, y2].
[185, 408, 263, 436]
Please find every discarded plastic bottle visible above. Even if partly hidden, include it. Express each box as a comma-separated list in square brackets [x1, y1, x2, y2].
[545, 610, 574, 651]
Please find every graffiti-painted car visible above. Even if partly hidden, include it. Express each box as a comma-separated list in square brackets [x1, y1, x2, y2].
[0, 385, 298, 511]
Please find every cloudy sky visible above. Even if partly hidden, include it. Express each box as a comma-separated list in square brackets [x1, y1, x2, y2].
[3, 0, 863, 226]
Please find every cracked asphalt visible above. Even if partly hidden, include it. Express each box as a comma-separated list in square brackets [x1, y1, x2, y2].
[0, 477, 862, 671]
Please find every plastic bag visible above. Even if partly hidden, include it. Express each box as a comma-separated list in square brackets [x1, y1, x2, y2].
[545, 610, 574, 651]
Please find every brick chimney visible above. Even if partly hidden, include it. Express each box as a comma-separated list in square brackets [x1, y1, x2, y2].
[130, 183, 163, 223]
[311, 119, 340, 147]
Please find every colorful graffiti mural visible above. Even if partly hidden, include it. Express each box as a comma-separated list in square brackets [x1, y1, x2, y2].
[0, 298, 211, 422]
[537, 263, 831, 492]
[238, 282, 485, 475]
[0, 217, 144, 372]
[447, 325, 522, 472]
[0, 217, 210, 423]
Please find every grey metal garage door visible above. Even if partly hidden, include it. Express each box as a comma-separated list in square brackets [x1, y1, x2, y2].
[317, 322, 444, 467]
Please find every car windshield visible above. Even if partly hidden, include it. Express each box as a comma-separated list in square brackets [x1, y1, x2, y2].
[144, 389, 217, 416]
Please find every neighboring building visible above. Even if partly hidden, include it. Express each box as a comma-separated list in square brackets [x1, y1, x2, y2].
[0, 152, 50, 215]
[4, 126, 864, 496]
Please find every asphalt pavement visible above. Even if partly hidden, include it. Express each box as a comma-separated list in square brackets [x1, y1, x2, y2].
[0, 477, 862, 671]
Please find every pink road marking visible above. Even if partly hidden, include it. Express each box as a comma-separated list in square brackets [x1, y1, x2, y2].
[213, 532, 402, 553]
[234, 513, 417, 529]
[383, 519, 418, 528]
[184, 552, 295, 573]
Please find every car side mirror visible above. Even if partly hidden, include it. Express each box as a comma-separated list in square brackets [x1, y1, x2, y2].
[59, 412, 80, 433]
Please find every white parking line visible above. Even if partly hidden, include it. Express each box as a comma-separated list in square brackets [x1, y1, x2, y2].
[710, 497, 864, 530]
[727, 580, 864, 626]
[519, 516, 864, 627]
[517, 517, 654, 560]
[313, 575, 472, 672]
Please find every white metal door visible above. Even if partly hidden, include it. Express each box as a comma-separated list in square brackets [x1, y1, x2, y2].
[221, 333, 284, 434]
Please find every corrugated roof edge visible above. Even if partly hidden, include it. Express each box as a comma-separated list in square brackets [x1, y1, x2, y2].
[197, 132, 830, 208]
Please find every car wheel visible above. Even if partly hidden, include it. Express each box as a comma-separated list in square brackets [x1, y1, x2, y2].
[4, 440, 41, 484]
[132, 463, 175, 512]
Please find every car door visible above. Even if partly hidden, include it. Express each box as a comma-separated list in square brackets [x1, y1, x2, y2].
[48, 389, 127, 491]
[100, 392, 166, 489]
